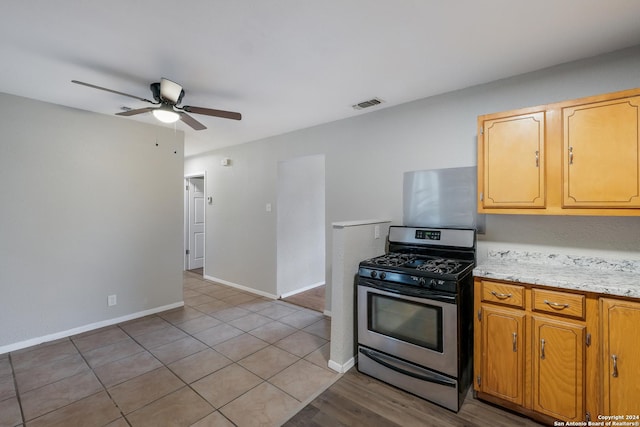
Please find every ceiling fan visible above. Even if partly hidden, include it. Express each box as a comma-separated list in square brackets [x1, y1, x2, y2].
[71, 78, 241, 130]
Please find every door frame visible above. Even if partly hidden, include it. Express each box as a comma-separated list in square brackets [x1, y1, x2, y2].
[184, 171, 206, 272]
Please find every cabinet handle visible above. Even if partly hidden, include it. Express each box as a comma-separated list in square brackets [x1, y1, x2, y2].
[541, 338, 546, 359]
[512, 332, 518, 352]
[612, 354, 618, 377]
[491, 291, 512, 299]
[535, 150, 539, 167]
[544, 299, 569, 309]
[569, 146, 574, 165]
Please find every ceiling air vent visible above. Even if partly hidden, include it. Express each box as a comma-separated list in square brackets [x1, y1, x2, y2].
[352, 97, 384, 110]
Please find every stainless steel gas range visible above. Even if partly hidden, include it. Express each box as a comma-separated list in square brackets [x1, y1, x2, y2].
[356, 226, 475, 412]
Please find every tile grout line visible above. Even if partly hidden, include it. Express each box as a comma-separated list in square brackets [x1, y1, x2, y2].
[77, 318, 216, 425]
[180, 280, 332, 425]
[108, 320, 205, 424]
[108, 304, 298, 424]
[276, 370, 344, 426]
[9, 274, 331, 426]
[67, 336, 131, 426]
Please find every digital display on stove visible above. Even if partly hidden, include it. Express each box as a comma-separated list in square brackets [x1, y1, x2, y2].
[415, 230, 441, 240]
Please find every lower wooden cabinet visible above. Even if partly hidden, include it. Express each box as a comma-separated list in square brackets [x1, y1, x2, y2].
[475, 278, 640, 422]
[474, 278, 591, 423]
[480, 306, 525, 405]
[531, 316, 585, 420]
[600, 298, 640, 415]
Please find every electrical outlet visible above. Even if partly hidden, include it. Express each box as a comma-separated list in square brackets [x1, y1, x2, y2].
[108, 294, 117, 306]
[374, 225, 380, 239]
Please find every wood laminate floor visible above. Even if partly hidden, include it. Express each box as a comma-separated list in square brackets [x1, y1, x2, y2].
[281, 285, 325, 313]
[284, 368, 545, 427]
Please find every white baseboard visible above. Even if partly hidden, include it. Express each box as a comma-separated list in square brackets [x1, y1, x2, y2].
[328, 357, 355, 373]
[323, 309, 332, 317]
[0, 301, 184, 355]
[279, 281, 325, 299]
[203, 274, 278, 300]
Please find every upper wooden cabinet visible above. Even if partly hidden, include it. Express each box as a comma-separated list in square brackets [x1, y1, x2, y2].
[480, 110, 545, 208]
[562, 96, 640, 208]
[478, 88, 640, 215]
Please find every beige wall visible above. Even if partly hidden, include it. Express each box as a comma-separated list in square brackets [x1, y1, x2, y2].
[185, 46, 640, 304]
[0, 94, 185, 351]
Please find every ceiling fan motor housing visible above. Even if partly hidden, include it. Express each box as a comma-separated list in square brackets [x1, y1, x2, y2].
[150, 81, 184, 105]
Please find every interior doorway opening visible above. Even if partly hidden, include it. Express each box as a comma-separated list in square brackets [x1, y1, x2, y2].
[184, 174, 206, 275]
[276, 154, 326, 312]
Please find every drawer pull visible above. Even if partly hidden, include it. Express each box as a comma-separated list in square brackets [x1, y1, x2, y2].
[512, 332, 518, 352]
[491, 291, 512, 300]
[541, 338, 546, 359]
[544, 299, 569, 309]
[612, 354, 618, 378]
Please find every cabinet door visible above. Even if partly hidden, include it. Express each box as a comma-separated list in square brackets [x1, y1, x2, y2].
[563, 96, 640, 207]
[481, 305, 525, 405]
[480, 111, 545, 208]
[532, 316, 585, 421]
[601, 298, 640, 415]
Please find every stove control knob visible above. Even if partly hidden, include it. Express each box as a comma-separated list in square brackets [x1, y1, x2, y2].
[380, 272, 386, 280]
[370, 271, 377, 278]
[429, 279, 437, 288]
[418, 278, 426, 286]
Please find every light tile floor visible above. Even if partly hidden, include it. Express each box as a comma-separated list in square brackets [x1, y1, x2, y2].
[0, 271, 339, 427]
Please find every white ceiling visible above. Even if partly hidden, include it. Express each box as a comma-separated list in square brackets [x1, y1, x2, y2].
[2, 1, 640, 157]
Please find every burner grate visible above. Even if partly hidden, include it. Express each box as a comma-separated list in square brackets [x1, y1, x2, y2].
[415, 258, 463, 275]
[370, 253, 415, 267]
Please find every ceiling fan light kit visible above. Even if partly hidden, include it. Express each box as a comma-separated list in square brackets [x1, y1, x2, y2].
[71, 78, 242, 130]
[152, 105, 180, 123]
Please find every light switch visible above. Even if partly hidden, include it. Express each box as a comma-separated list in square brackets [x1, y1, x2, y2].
[374, 225, 380, 239]
[266, 203, 272, 212]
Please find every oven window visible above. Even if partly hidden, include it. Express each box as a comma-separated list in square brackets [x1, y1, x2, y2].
[368, 293, 443, 352]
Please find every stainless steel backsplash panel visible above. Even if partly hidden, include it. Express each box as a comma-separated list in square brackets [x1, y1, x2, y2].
[403, 166, 485, 233]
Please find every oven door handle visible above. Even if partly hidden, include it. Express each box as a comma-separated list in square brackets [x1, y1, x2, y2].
[359, 347, 456, 388]
[358, 279, 457, 303]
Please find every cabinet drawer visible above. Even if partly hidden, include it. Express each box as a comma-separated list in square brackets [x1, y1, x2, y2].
[532, 288, 585, 319]
[481, 281, 525, 308]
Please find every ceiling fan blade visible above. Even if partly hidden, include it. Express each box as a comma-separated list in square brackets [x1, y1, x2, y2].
[179, 112, 207, 130]
[115, 107, 155, 116]
[160, 78, 183, 104]
[182, 105, 242, 121]
[72, 80, 156, 104]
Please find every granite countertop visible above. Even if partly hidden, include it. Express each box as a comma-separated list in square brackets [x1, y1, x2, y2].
[473, 250, 640, 299]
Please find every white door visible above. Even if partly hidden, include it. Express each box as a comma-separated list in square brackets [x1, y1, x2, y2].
[188, 177, 205, 270]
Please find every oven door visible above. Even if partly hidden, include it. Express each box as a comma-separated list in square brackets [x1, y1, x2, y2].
[357, 278, 458, 377]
